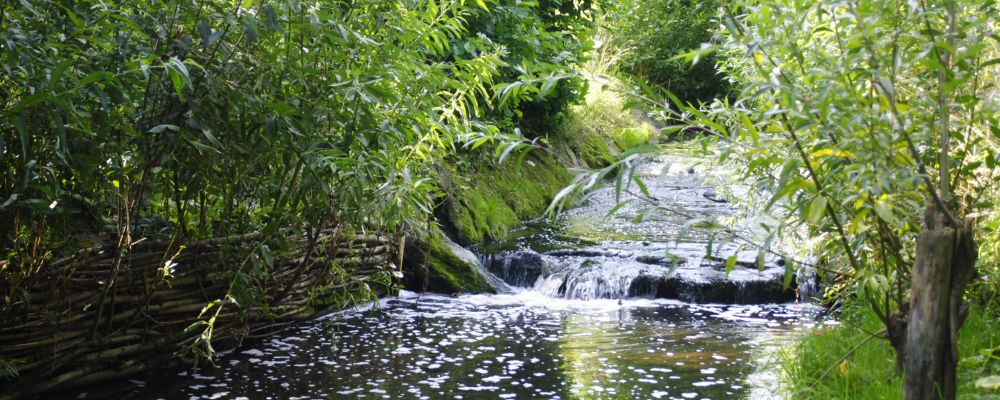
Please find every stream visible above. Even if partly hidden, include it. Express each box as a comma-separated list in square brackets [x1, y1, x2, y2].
[94, 151, 827, 399]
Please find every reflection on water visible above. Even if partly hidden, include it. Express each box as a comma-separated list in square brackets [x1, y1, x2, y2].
[107, 291, 823, 400]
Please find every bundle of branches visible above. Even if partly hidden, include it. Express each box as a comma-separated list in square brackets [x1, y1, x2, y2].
[0, 228, 398, 398]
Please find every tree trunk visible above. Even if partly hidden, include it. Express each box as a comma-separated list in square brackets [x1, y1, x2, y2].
[900, 210, 977, 400]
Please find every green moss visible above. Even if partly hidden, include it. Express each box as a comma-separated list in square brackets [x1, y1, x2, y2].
[446, 152, 571, 244]
[402, 228, 494, 293]
[440, 76, 654, 244]
[575, 124, 617, 168]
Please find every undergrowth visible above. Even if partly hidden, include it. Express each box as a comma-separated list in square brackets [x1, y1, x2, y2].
[553, 76, 655, 168]
[782, 301, 1000, 399]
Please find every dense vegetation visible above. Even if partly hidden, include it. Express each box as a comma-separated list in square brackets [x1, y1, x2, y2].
[564, 0, 1000, 398]
[3, 0, 999, 398]
[0, 0, 594, 382]
[596, 0, 728, 104]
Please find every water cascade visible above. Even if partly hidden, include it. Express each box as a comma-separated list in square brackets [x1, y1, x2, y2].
[474, 152, 809, 304]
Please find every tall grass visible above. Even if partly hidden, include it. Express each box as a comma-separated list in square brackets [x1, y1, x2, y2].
[554, 76, 655, 154]
[781, 302, 1000, 399]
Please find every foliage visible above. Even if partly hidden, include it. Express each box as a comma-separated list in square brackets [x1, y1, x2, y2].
[545, 0, 1000, 395]
[972, 188, 1000, 303]
[466, 0, 594, 136]
[0, 0, 592, 364]
[552, 76, 653, 167]
[596, 0, 729, 104]
[697, 0, 1000, 324]
[573, 0, 1000, 326]
[781, 301, 1000, 399]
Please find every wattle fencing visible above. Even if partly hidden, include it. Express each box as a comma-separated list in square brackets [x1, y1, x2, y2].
[0, 228, 399, 398]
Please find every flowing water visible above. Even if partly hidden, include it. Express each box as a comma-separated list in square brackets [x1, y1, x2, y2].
[106, 292, 824, 400]
[89, 151, 827, 399]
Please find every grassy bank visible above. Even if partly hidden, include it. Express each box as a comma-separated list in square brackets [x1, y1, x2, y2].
[553, 76, 655, 168]
[782, 301, 1000, 399]
[440, 76, 653, 245]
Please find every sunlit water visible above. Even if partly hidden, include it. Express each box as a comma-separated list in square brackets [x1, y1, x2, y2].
[101, 291, 825, 400]
[87, 151, 828, 399]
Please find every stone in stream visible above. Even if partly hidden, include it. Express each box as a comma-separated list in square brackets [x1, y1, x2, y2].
[543, 249, 632, 258]
[702, 189, 728, 203]
[635, 254, 687, 266]
[484, 247, 798, 304]
[481, 251, 546, 288]
[627, 270, 796, 304]
[402, 230, 511, 294]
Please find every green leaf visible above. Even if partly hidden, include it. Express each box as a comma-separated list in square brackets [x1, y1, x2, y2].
[165, 58, 190, 99]
[606, 199, 634, 216]
[187, 139, 220, 155]
[15, 114, 30, 158]
[148, 124, 180, 134]
[9, 92, 48, 114]
[807, 195, 827, 224]
[620, 144, 658, 158]
[873, 197, 899, 226]
[0, 194, 18, 209]
[244, 16, 259, 43]
[725, 255, 737, 274]
[783, 261, 795, 290]
[634, 175, 650, 198]
[49, 61, 72, 91]
[260, 245, 274, 269]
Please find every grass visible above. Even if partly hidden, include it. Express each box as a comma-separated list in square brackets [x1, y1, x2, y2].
[553, 75, 655, 168]
[781, 300, 1000, 399]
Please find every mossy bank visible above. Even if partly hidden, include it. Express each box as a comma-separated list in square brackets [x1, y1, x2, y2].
[403, 76, 656, 294]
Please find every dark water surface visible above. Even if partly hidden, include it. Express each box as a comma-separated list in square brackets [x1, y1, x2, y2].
[87, 151, 827, 400]
[102, 291, 824, 400]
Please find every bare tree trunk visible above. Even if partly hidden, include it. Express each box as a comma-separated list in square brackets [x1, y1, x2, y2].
[900, 209, 977, 400]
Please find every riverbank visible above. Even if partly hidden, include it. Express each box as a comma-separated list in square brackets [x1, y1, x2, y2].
[781, 300, 1000, 399]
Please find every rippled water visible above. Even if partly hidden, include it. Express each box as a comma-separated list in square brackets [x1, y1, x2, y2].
[102, 291, 825, 400]
[86, 150, 826, 399]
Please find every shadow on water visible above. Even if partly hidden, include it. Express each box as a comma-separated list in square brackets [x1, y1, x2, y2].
[102, 292, 824, 400]
[84, 150, 827, 399]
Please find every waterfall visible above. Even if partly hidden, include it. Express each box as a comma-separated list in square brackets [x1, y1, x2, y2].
[475, 247, 804, 304]
[479, 251, 546, 288]
[479, 251, 655, 301]
[795, 263, 821, 301]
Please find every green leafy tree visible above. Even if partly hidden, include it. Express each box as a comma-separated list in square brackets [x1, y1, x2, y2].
[0, 0, 590, 364]
[597, 0, 729, 104]
[554, 0, 999, 398]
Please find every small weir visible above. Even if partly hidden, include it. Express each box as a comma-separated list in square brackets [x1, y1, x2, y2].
[98, 152, 827, 399]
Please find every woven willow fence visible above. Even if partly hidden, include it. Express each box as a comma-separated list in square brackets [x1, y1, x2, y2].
[0, 228, 398, 398]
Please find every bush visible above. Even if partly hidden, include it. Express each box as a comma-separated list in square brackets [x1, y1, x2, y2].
[598, 0, 729, 104]
[463, 0, 593, 136]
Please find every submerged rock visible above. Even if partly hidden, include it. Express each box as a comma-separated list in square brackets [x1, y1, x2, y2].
[635, 254, 687, 266]
[481, 251, 546, 287]
[628, 272, 796, 304]
[544, 249, 632, 258]
[702, 189, 728, 203]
